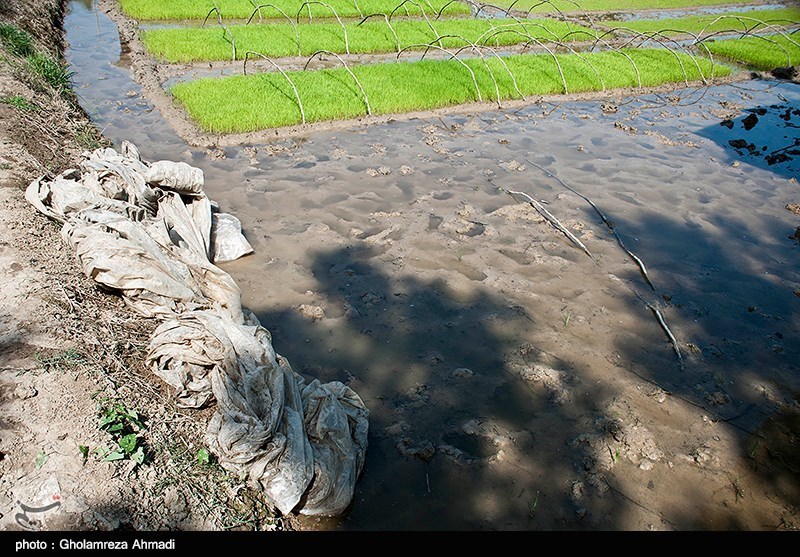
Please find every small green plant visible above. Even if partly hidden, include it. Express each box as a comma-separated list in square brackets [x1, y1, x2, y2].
[0, 23, 35, 58]
[732, 477, 745, 502]
[562, 308, 571, 328]
[529, 491, 539, 518]
[748, 439, 761, 459]
[197, 447, 211, 466]
[96, 400, 147, 466]
[78, 445, 90, 465]
[0, 94, 38, 112]
[26, 52, 73, 93]
[35, 348, 85, 373]
[35, 450, 49, 469]
[74, 123, 104, 150]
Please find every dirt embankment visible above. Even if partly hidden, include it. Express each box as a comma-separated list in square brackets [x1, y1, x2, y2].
[0, 0, 288, 531]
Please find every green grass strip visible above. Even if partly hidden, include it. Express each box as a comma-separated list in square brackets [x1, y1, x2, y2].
[143, 17, 598, 62]
[612, 7, 800, 36]
[704, 33, 800, 70]
[119, 0, 470, 20]
[171, 49, 730, 132]
[489, 0, 766, 15]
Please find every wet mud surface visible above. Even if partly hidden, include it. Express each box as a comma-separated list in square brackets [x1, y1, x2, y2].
[64, 0, 800, 530]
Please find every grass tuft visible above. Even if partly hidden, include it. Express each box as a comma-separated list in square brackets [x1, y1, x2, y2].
[26, 52, 74, 93]
[0, 94, 39, 112]
[0, 23, 36, 57]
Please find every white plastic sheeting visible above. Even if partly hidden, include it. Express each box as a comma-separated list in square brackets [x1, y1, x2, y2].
[26, 142, 369, 516]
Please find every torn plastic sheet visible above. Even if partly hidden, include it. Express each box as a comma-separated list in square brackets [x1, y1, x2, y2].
[26, 142, 368, 517]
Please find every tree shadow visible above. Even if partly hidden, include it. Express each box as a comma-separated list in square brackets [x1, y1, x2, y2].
[256, 243, 633, 530]
[605, 202, 800, 530]
[254, 153, 800, 529]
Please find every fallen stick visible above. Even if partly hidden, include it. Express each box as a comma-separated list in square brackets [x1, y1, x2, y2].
[649, 304, 683, 364]
[525, 159, 655, 291]
[494, 182, 594, 259]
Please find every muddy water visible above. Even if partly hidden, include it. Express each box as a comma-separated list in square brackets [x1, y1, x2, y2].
[65, 1, 799, 531]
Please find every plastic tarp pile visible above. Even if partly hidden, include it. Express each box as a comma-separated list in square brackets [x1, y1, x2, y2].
[26, 141, 369, 516]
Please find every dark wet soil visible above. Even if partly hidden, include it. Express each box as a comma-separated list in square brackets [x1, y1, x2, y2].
[63, 0, 800, 530]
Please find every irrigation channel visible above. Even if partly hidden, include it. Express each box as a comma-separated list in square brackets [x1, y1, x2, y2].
[66, 0, 800, 530]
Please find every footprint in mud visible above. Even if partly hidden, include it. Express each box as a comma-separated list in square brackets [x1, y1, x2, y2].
[570, 416, 664, 474]
[438, 419, 521, 464]
[517, 363, 575, 406]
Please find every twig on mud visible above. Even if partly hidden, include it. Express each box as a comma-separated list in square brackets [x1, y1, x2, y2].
[624, 283, 684, 367]
[58, 283, 76, 313]
[525, 159, 655, 290]
[649, 304, 683, 364]
[492, 181, 594, 259]
[601, 476, 674, 527]
[0, 366, 38, 373]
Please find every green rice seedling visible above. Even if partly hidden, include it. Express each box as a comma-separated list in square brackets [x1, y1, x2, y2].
[704, 33, 800, 70]
[171, 48, 730, 132]
[613, 8, 800, 37]
[120, 0, 470, 21]
[142, 17, 597, 62]
[489, 0, 765, 15]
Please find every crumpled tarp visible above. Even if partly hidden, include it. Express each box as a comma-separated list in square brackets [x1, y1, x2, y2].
[26, 141, 369, 516]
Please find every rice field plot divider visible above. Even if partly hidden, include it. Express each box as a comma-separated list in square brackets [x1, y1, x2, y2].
[466, 0, 598, 27]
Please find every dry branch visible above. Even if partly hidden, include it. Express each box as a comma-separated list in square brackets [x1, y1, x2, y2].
[493, 182, 594, 259]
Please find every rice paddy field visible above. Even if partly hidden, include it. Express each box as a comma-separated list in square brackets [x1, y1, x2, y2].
[61, 0, 800, 532]
[705, 33, 800, 70]
[172, 50, 728, 132]
[118, 0, 472, 20]
[113, 0, 800, 132]
[142, 18, 600, 62]
[613, 7, 800, 36]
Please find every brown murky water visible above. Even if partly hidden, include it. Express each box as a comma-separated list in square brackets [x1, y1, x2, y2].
[65, 0, 800, 530]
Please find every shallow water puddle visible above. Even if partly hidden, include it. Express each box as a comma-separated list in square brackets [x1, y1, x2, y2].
[66, 0, 800, 530]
